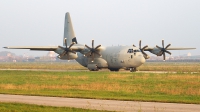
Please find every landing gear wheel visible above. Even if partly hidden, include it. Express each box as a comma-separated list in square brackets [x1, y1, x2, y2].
[109, 68, 119, 72]
[130, 67, 136, 72]
[89, 68, 99, 71]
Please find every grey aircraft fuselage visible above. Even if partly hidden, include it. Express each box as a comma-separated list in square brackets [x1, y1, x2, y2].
[76, 45, 145, 71]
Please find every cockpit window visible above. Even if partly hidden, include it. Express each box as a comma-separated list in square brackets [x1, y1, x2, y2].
[127, 49, 140, 53]
[127, 49, 133, 53]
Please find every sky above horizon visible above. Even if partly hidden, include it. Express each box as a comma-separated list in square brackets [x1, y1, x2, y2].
[0, 0, 199, 57]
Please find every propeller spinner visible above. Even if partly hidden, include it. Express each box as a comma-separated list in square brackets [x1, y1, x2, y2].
[156, 40, 171, 61]
[58, 38, 76, 59]
[84, 40, 101, 62]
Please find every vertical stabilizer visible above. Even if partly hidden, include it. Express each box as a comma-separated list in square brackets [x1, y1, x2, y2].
[63, 12, 78, 46]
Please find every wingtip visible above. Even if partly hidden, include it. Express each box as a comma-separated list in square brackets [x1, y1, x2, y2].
[3, 47, 8, 49]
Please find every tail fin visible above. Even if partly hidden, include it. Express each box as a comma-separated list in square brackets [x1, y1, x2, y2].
[63, 12, 78, 46]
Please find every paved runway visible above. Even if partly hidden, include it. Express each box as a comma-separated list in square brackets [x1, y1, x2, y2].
[0, 94, 199, 112]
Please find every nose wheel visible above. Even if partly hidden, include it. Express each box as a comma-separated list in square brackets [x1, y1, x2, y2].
[130, 67, 136, 72]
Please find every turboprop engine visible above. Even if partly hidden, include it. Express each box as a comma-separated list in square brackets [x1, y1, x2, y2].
[133, 40, 150, 59]
[57, 52, 78, 60]
[55, 38, 78, 60]
[149, 40, 171, 61]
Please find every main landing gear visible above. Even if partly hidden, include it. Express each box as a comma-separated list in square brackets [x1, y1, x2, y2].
[109, 68, 120, 72]
[130, 67, 136, 72]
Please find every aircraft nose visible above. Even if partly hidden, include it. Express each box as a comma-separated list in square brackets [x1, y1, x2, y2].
[138, 55, 145, 65]
[140, 56, 145, 64]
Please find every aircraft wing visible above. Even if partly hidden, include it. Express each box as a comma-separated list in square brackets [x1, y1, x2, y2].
[165, 47, 196, 50]
[3, 45, 85, 51]
[3, 46, 58, 51]
[144, 47, 196, 51]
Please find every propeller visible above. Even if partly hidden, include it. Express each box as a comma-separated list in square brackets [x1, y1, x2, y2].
[133, 40, 148, 58]
[84, 40, 101, 62]
[58, 38, 76, 59]
[156, 40, 171, 61]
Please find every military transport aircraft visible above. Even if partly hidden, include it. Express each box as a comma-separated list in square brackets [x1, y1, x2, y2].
[4, 12, 196, 72]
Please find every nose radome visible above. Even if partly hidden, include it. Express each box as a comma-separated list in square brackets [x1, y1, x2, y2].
[135, 56, 145, 67]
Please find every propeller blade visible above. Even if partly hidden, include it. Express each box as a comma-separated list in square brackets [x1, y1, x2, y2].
[141, 51, 148, 56]
[133, 44, 136, 47]
[84, 39, 102, 61]
[94, 51, 101, 56]
[92, 40, 94, 49]
[163, 52, 166, 61]
[84, 52, 91, 57]
[70, 51, 77, 54]
[69, 42, 75, 49]
[165, 50, 171, 55]
[85, 45, 91, 50]
[139, 40, 141, 49]
[58, 46, 65, 50]
[95, 45, 101, 50]
[60, 51, 66, 58]
[156, 40, 173, 60]
[142, 45, 148, 51]
[64, 38, 67, 47]
[91, 53, 94, 62]
[165, 44, 171, 49]
[158, 51, 164, 56]
[156, 45, 162, 49]
[162, 40, 164, 48]
[66, 52, 70, 60]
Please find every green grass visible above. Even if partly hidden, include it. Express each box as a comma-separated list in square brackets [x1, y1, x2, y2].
[0, 62, 200, 72]
[0, 62, 86, 70]
[0, 102, 110, 112]
[138, 62, 200, 72]
[0, 70, 199, 104]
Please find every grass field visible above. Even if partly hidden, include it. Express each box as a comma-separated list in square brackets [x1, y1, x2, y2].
[0, 62, 199, 72]
[0, 70, 199, 104]
[0, 102, 110, 112]
[0, 62, 86, 70]
[139, 62, 200, 72]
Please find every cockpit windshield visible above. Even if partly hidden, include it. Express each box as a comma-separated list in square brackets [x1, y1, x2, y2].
[127, 49, 141, 53]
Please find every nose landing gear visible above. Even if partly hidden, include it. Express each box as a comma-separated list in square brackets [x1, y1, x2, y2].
[130, 67, 136, 72]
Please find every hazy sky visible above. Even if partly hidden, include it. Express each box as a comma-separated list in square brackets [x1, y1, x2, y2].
[0, 0, 199, 57]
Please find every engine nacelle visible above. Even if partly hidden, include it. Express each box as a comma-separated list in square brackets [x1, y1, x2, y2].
[57, 53, 78, 60]
[149, 47, 161, 56]
[54, 48, 78, 60]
